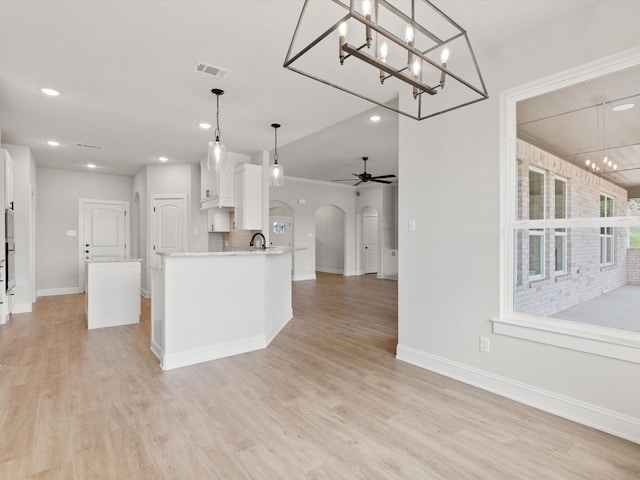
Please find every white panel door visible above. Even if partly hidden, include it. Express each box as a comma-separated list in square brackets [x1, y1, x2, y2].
[79, 200, 128, 291]
[151, 195, 187, 269]
[363, 214, 378, 274]
[82, 202, 127, 261]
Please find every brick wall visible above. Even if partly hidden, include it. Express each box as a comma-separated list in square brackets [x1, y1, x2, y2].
[628, 249, 640, 285]
[515, 140, 629, 316]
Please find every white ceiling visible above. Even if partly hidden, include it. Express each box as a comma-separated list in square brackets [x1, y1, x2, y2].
[518, 64, 640, 190]
[0, 0, 598, 181]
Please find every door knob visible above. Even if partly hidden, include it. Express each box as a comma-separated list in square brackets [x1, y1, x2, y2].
[85, 250, 90, 253]
[85, 244, 89, 247]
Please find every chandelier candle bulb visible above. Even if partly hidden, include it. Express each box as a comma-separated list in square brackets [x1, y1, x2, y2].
[440, 47, 450, 88]
[379, 42, 388, 83]
[339, 22, 348, 64]
[362, 0, 372, 48]
[405, 24, 414, 67]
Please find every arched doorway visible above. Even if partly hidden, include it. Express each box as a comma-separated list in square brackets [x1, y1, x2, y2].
[315, 205, 346, 275]
[269, 200, 295, 273]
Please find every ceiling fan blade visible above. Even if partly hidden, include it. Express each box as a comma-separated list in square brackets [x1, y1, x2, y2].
[371, 174, 396, 179]
[332, 178, 357, 182]
[370, 179, 392, 184]
[353, 180, 363, 186]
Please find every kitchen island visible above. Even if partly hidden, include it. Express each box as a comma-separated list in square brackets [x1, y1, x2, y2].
[85, 257, 142, 329]
[150, 248, 293, 370]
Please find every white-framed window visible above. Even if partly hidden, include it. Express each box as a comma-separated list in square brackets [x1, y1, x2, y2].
[554, 177, 567, 274]
[495, 48, 640, 364]
[528, 167, 545, 280]
[600, 194, 614, 266]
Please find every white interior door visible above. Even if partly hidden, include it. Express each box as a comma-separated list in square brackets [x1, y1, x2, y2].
[269, 216, 293, 247]
[150, 195, 187, 269]
[79, 199, 129, 290]
[363, 214, 378, 274]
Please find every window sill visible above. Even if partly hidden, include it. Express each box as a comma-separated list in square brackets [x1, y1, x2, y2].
[492, 314, 640, 364]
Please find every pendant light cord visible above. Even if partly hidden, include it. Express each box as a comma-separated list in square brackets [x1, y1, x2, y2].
[273, 126, 279, 164]
[215, 93, 221, 142]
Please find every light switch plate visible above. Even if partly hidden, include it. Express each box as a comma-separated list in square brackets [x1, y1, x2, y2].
[408, 219, 416, 232]
[67, 230, 77, 236]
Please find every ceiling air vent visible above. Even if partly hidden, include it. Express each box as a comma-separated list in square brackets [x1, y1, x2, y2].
[75, 143, 104, 150]
[193, 61, 230, 78]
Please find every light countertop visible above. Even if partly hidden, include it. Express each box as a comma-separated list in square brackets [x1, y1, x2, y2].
[157, 247, 295, 258]
[85, 257, 143, 263]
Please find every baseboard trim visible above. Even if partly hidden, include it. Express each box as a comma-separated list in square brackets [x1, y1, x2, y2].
[161, 335, 266, 371]
[316, 267, 344, 274]
[12, 303, 33, 314]
[150, 341, 163, 362]
[396, 345, 640, 444]
[37, 287, 83, 297]
[266, 310, 293, 345]
[293, 274, 316, 282]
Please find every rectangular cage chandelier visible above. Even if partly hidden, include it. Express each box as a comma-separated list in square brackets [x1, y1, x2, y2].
[284, 0, 489, 121]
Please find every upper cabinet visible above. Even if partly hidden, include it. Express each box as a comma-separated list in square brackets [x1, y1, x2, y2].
[234, 163, 262, 230]
[4, 150, 13, 210]
[201, 161, 235, 209]
[200, 152, 251, 210]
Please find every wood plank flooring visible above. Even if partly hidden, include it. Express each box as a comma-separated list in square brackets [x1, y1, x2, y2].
[0, 272, 638, 479]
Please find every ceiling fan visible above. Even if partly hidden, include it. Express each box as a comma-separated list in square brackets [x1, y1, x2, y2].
[332, 157, 396, 186]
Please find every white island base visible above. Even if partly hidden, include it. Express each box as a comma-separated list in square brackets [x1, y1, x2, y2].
[85, 259, 142, 329]
[151, 249, 293, 370]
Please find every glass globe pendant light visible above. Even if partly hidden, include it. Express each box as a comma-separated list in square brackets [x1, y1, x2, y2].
[207, 88, 227, 171]
[270, 123, 284, 187]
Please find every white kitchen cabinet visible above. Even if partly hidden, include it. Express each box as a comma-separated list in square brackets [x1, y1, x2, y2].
[2, 149, 12, 210]
[0, 260, 5, 325]
[200, 158, 236, 209]
[234, 163, 262, 230]
[207, 208, 231, 232]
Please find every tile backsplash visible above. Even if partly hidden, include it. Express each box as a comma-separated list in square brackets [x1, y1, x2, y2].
[208, 212, 260, 252]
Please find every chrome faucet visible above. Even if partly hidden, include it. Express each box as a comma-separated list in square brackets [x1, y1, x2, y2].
[249, 232, 266, 249]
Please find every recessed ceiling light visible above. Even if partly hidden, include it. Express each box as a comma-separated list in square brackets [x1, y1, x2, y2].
[40, 87, 61, 97]
[612, 103, 635, 112]
[86, 163, 97, 169]
[198, 122, 212, 130]
[159, 156, 169, 162]
[369, 115, 381, 122]
[46, 140, 60, 146]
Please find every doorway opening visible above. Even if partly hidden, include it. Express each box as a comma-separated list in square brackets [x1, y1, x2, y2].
[315, 205, 346, 275]
[360, 205, 379, 275]
[270, 200, 295, 274]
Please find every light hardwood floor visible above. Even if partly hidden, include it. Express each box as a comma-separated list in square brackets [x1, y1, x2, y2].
[0, 273, 638, 479]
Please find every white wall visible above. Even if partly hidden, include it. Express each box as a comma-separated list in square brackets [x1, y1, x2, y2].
[133, 168, 148, 294]
[397, 2, 640, 440]
[3, 144, 36, 311]
[315, 205, 345, 274]
[142, 164, 207, 292]
[36, 167, 132, 294]
[270, 178, 356, 280]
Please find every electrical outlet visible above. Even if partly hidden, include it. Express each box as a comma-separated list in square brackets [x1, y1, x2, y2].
[480, 336, 490, 353]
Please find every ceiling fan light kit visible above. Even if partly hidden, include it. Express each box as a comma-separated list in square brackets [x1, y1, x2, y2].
[284, 0, 488, 121]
